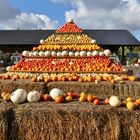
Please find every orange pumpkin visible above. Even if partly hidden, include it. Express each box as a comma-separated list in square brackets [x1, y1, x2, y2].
[128, 76, 136, 81]
[31, 77, 37, 82]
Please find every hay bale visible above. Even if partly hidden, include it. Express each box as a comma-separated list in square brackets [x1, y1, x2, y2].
[0, 102, 140, 140]
[47, 81, 140, 98]
[0, 79, 46, 93]
[0, 80, 140, 98]
[0, 102, 15, 140]
[0, 103, 7, 140]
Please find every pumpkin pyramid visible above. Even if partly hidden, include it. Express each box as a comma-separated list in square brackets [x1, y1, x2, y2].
[56, 19, 83, 33]
[4, 19, 131, 83]
[33, 19, 102, 51]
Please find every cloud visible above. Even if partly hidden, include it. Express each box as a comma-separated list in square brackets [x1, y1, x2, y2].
[2, 13, 58, 29]
[0, 0, 20, 20]
[0, 0, 58, 29]
[64, 0, 140, 31]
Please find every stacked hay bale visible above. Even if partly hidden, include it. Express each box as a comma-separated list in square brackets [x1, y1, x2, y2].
[0, 19, 139, 140]
[0, 102, 140, 140]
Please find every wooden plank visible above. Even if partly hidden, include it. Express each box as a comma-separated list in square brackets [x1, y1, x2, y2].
[8, 70, 128, 74]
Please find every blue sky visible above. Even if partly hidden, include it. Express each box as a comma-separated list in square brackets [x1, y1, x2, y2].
[11, 0, 72, 24]
[0, 0, 140, 41]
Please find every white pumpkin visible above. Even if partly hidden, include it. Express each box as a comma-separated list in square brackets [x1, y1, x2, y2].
[87, 51, 92, 57]
[33, 51, 39, 56]
[10, 89, 27, 104]
[6, 66, 12, 71]
[45, 51, 51, 57]
[39, 51, 45, 56]
[99, 52, 105, 56]
[92, 51, 99, 56]
[80, 51, 86, 57]
[27, 91, 41, 103]
[22, 51, 29, 57]
[50, 88, 64, 100]
[68, 18, 73, 23]
[123, 68, 127, 72]
[40, 39, 44, 44]
[75, 52, 80, 57]
[109, 96, 121, 107]
[62, 51, 68, 57]
[57, 52, 62, 57]
[51, 51, 57, 57]
[69, 52, 74, 57]
[104, 49, 111, 57]
[37, 75, 44, 82]
[91, 39, 96, 44]
[29, 52, 33, 56]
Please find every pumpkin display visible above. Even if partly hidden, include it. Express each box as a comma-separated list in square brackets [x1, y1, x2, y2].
[104, 49, 111, 57]
[55, 96, 64, 103]
[40, 39, 44, 44]
[49, 88, 64, 100]
[62, 51, 68, 57]
[56, 19, 83, 33]
[39, 51, 45, 56]
[0, 18, 138, 110]
[27, 91, 41, 103]
[75, 52, 80, 57]
[3, 19, 136, 85]
[92, 51, 99, 56]
[69, 52, 74, 57]
[126, 101, 135, 110]
[37, 75, 44, 82]
[86, 51, 92, 56]
[29, 52, 33, 56]
[99, 52, 105, 56]
[45, 51, 51, 57]
[1, 87, 139, 111]
[10, 89, 27, 104]
[109, 96, 121, 107]
[6, 66, 12, 71]
[33, 51, 39, 56]
[91, 39, 96, 44]
[57, 52, 62, 57]
[51, 51, 57, 57]
[22, 51, 29, 57]
[32, 44, 102, 51]
[80, 51, 86, 57]
[3, 93, 11, 101]
[10, 57, 124, 72]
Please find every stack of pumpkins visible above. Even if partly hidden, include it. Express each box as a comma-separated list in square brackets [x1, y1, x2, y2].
[5, 19, 130, 82]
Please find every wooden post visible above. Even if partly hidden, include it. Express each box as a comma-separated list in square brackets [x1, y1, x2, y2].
[122, 46, 124, 64]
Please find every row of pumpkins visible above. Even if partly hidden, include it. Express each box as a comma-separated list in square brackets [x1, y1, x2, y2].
[22, 49, 111, 57]
[1, 88, 136, 110]
[3, 88, 66, 104]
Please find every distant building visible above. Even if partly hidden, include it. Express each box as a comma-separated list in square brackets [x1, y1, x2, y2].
[0, 29, 139, 64]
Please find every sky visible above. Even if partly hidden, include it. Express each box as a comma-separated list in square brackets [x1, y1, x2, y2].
[0, 0, 140, 41]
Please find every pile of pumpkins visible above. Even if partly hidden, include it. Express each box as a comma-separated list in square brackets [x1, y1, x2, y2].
[1, 89, 41, 104]
[1, 88, 139, 110]
[32, 44, 101, 52]
[43, 33, 93, 44]
[0, 88, 66, 104]
[56, 19, 83, 33]
[22, 49, 110, 57]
